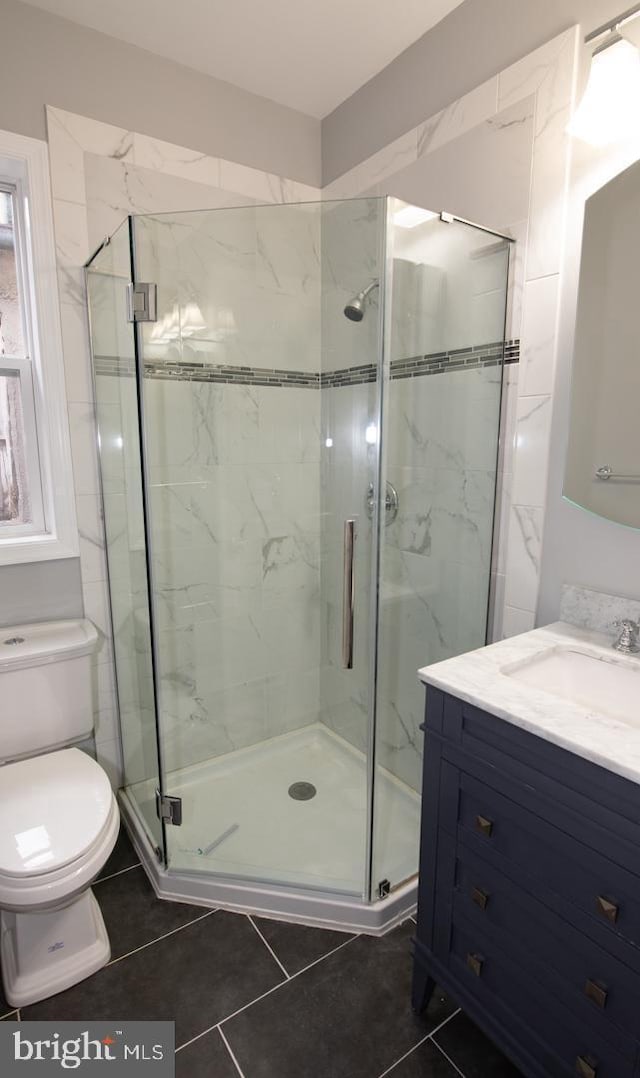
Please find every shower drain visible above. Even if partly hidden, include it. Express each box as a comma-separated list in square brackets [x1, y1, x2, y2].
[288, 781, 317, 801]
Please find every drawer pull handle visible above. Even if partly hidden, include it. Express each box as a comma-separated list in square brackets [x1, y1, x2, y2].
[575, 1054, 598, 1078]
[584, 979, 608, 1009]
[595, 895, 618, 924]
[475, 815, 493, 837]
[471, 887, 489, 911]
[466, 952, 483, 977]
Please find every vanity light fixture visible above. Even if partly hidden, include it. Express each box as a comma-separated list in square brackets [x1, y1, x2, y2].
[568, 4, 640, 147]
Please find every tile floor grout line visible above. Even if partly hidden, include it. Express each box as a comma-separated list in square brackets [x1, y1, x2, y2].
[175, 1026, 220, 1055]
[375, 1008, 461, 1078]
[247, 916, 290, 980]
[426, 1007, 461, 1042]
[176, 933, 360, 1053]
[376, 1033, 432, 1078]
[106, 911, 215, 967]
[95, 863, 141, 885]
[218, 1026, 247, 1078]
[285, 932, 359, 980]
[430, 1036, 466, 1077]
[216, 932, 359, 1028]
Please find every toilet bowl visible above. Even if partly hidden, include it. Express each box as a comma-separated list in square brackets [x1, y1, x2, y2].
[0, 620, 119, 1007]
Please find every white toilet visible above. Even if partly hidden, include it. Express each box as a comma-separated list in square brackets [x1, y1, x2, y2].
[0, 619, 120, 1008]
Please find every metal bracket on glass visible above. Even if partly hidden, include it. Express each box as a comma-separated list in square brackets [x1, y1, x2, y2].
[366, 481, 399, 523]
[126, 282, 158, 323]
[595, 464, 640, 482]
[156, 789, 182, 826]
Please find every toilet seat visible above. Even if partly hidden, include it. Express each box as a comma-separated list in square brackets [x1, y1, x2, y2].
[0, 748, 119, 911]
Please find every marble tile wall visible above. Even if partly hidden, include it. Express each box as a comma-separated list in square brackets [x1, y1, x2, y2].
[315, 200, 508, 794]
[143, 376, 322, 776]
[318, 382, 378, 754]
[323, 29, 579, 643]
[135, 204, 322, 774]
[373, 228, 507, 792]
[133, 202, 322, 375]
[92, 208, 323, 779]
[317, 198, 385, 757]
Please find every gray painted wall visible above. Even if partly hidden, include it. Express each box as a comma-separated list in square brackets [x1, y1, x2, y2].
[1, 0, 320, 186]
[0, 559, 84, 628]
[322, 0, 623, 184]
[538, 159, 640, 623]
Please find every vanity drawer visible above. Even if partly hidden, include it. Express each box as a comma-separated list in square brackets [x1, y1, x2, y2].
[454, 846, 640, 1042]
[449, 919, 637, 1076]
[453, 769, 640, 957]
[427, 689, 640, 873]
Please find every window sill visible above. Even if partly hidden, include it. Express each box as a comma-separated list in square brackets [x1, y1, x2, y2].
[0, 531, 79, 567]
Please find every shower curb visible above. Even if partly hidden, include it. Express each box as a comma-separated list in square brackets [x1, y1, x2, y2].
[118, 789, 417, 937]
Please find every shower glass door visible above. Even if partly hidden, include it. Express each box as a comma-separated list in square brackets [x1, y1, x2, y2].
[129, 199, 388, 896]
[87, 220, 165, 857]
[370, 202, 510, 896]
[89, 196, 510, 904]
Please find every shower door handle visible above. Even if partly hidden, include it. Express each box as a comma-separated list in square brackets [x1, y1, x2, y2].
[342, 519, 356, 669]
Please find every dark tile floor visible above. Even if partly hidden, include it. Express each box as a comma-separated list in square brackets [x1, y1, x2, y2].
[0, 829, 522, 1077]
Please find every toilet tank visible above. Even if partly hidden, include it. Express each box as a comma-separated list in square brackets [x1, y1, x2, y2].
[0, 619, 99, 763]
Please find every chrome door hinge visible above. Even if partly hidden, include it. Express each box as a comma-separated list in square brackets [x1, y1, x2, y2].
[366, 481, 399, 523]
[126, 282, 157, 323]
[155, 790, 182, 826]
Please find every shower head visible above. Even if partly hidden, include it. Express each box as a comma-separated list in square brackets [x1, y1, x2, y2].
[344, 280, 379, 322]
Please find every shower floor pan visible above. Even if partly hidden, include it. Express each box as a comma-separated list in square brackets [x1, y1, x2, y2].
[120, 724, 420, 935]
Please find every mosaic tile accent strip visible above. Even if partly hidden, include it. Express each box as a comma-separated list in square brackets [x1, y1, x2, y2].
[94, 340, 519, 387]
[93, 356, 136, 378]
[320, 339, 519, 386]
[390, 339, 519, 381]
[145, 361, 320, 388]
[320, 363, 378, 388]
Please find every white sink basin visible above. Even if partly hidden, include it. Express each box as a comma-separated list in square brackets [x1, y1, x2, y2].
[503, 646, 640, 724]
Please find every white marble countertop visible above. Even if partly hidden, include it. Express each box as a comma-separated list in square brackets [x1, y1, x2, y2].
[418, 621, 640, 786]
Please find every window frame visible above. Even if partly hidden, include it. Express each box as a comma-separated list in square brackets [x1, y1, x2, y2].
[0, 129, 77, 565]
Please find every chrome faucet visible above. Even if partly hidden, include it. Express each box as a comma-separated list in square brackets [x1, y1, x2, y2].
[612, 619, 640, 654]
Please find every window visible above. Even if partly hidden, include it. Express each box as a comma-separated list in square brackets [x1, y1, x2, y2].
[0, 131, 77, 564]
[0, 184, 45, 535]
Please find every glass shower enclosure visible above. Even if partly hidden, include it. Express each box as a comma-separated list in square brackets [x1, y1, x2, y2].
[87, 197, 509, 924]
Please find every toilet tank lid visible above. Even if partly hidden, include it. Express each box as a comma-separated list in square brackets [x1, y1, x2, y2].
[0, 619, 98, 672]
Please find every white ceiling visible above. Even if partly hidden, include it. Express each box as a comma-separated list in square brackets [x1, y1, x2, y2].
[19, 0, 465, 118]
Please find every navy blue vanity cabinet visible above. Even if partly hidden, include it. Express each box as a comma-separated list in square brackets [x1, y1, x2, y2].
[412, 687, 640, 1078]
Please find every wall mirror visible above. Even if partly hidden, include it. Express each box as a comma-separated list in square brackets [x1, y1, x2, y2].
[564, 158, 640, 529]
